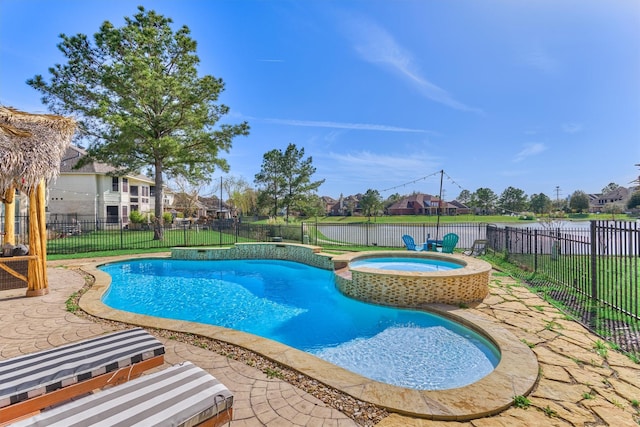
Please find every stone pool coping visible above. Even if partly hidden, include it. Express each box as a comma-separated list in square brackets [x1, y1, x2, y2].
[78, 253, 539, 420]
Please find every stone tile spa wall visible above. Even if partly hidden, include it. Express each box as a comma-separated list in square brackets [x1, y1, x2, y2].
[333, 252, 492, 307]
[171, 243, 334, 270]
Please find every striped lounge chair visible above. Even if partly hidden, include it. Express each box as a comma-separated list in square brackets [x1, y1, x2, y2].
[10, 362, 234, 427]
[0, 328, 165, 423]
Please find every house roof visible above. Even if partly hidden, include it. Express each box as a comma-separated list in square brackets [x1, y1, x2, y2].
[388, 193, 439, 210]
[0, 107, 76, 199]
[60, 145, 154, 184]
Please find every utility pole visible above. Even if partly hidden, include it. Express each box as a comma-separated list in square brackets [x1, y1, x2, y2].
[554, 186, 562, 217]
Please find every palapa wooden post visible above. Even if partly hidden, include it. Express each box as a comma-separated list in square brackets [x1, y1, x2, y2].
[2, 187, 15, 245]
[26, 181, 48, 296]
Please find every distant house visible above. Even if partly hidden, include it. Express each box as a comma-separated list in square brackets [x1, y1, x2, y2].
[387, 194, 468, 216]
[448, 200, 472, 215]
[320, 196, 337, 216]
[47, 145, 173, 225]
[199, 195, 233, 219]
[329, 194, 362, 216]
[589, 187, 634, 212]
[388, 194, 439, 215]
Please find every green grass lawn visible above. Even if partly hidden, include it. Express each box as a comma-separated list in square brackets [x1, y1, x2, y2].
[256, 212, 628, 225]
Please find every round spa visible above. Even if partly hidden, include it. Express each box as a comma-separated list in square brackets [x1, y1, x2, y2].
[333, 251, 492, 306]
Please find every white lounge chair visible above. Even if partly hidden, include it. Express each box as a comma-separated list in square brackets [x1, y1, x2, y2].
[11, 361, 233, 427]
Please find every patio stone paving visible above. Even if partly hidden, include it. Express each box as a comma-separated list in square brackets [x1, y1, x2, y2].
[0, 258, 638, 426]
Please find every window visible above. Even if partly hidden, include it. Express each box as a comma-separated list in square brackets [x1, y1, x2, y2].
[122, 178, 129, 192]
[122, 206, 128, 223]
[112, 177, 119, 192]
[106, 206, 119, 223]
[141, 185, 149, 204]
[150, 186, 156, 197]
[130, 185, 139, 203]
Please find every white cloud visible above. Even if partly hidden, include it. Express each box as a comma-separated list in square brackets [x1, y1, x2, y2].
[318, 151, 441, 194]
[342, 15, 481, 113]
[513, 143, 547, 162]
[562, 123, 583, 134]
[259, 117, 431, 133]
[521, 44, 559, 74]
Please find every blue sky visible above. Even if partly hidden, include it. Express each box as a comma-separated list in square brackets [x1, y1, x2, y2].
[1, 0, 639, 201]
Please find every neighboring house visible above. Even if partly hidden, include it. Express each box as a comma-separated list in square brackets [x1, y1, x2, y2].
[329, 194, 362, 216]
[199, 195, 232, 219]
[448, 200, 472, 215]
[47, 145, 172, 225]
[387, 194, 441, 215]
[589, 187, 633, 212]
[320, 196, 337, 216]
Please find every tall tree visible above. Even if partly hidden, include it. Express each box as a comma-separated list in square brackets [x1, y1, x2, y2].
[569, 190, 590, 213]
[221, 176, 255, 217]
[297, 194, 325, 218]
[626, 191, 640, 210]
[457, 189, 472, 204]
[254, 143, 324, 222]
[255, 149, 285, 217]
[529, 193, 552, 214]
[281, 144, 325, 222]
[601, 183, 621, 194]
[28, 7, 249, 239]
[497, 186, 528, 214]
[470, 188, 498, 214]
[360, 189, 383, 220]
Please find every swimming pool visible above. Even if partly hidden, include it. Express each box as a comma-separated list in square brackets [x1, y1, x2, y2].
[101, 258, 499, 390]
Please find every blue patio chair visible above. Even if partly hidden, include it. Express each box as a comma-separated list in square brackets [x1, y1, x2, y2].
[402, 235, 424, 251]
[441, 233, 459, 253]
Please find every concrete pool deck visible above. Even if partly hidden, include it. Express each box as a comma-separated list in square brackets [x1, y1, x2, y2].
[0, 254, 639, 426]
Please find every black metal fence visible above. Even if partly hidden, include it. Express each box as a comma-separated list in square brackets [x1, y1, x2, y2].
[1, 216, 487, 254]
[0, 216, 313, 254]
[2, 214, 638, 353]
[303, 221, 488, 249]
[487, 220, 639, 353]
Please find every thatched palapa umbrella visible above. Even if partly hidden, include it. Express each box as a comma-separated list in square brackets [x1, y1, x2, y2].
[0, 106, 76, 296]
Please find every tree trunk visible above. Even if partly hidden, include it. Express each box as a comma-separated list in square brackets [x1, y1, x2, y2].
[153, 161, 164, 240]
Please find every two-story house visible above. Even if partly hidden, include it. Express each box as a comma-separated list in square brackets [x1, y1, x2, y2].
[47, 145, 173, 225]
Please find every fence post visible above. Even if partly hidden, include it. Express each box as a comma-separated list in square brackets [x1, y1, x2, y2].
[534, 229, 538, 272]
[120, 219, 124, 249]
[505, 226, 510, 261]
[590, 221, 598, 303]
[183, 222, 187, 246]
[366, 222, 369, 246]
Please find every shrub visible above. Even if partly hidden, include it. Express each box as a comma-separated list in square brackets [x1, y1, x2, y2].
[129, 210, 146, 224]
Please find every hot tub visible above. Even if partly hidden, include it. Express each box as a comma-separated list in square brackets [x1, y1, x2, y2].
[333, 251, 492, 306]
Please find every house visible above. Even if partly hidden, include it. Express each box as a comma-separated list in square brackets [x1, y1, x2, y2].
[199, 195, 233, 219]
[46, 145, 173, 225]
[589, 187, 634, 213]
[329, 194, 362, 216]
[320, 196, 337, 216]
[388, 194, 440, 215]
[448, 200, 472, 215]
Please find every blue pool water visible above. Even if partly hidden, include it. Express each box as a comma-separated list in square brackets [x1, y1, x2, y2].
[350, 257, 462, 272]
[101, 259, 499, 390]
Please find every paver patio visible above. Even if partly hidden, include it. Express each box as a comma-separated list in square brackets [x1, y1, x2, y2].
[0, 257, 638, 426]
